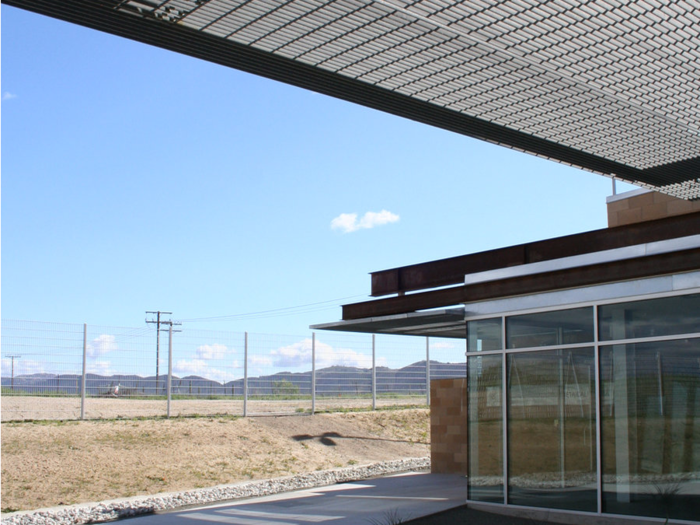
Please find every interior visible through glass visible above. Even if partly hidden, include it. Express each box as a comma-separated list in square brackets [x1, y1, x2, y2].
[466, 293, 700, 519]
[468, 354, 503, 502]
[507, 307, 593, 349]
[600, 339, 700, 521]
[598, 293, 700, 341]
[507, 348, 597, 511]
[467, 318, 502, 352]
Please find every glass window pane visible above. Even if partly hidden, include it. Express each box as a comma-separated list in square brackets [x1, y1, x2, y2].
[600, 338, 700, 521]
[468, 354, 503, 502]
[508, 348, 596, 511]
[599, 293, 700, 341]
[507, 307, 593, 349]
[468, 318, 502, 352]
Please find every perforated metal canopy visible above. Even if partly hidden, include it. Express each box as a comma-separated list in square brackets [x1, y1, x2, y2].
[7, 0, 700, 198]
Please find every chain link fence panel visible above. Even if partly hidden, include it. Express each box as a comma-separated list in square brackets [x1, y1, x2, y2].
[1, 320, 466, 421]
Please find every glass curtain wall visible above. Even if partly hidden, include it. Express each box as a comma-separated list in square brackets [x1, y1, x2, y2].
[467, 353, 503, 502]
[599, 294, 700, 522]
[507, 348, 596, 511]
[467, 318, 503, 501]
[506, 307, 596, 512]
[467, 292, 700, 520]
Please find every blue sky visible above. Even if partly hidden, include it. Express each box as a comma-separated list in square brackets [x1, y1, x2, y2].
[1, 5, 638, 341]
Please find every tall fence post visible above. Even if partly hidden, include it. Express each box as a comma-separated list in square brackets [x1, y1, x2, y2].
[243, 332, 248, 417]
[372, 334, 376, 411]
[81, 323, 87, 420]
[426, 336, 430, 406]
[311, 332, 316, 415]
[167, 325, 173, 418]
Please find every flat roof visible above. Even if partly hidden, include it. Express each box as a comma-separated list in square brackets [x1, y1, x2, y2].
[7, 0, 700, 199]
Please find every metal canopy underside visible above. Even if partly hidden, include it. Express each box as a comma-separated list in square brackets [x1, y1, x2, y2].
[7, 0, 700, 199]
[312, 308, 466, 338]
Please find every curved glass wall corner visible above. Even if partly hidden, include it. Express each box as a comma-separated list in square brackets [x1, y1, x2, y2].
[465, 292, 700, 522]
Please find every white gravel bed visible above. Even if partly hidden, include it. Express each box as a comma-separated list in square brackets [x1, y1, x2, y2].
[1, 458, 430, 525]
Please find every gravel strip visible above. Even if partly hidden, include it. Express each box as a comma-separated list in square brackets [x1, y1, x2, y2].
[1, 457, 430, 525]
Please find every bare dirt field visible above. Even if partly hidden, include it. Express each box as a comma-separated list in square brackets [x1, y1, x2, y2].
[0, 407, 430, 513]
[1, 395, 428, 421]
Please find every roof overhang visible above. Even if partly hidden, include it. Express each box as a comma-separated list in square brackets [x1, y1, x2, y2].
[312, 308, 466, 339]
[339, 211, 700, 323]
[6, 0, 700, 199]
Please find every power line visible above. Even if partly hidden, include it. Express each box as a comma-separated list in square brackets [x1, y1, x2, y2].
[6, 355, 21, 390]
[180, 295, 366, 323]
[146, 311, 181, 394]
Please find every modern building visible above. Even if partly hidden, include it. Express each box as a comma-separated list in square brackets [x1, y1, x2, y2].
[314, 192, 700, 523]
[7, 1, 700, 521]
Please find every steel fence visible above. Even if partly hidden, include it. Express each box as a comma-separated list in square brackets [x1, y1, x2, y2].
[0, 319, 466, 421]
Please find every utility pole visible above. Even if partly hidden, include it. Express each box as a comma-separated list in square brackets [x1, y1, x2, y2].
[7, 355, 21, 391]
[146, 311, 172, 395]
[159, 320, 182, 414]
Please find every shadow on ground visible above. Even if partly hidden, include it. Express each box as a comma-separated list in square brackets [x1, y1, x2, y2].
[405, 505, 552, 525]
[292, 432, 428, 446]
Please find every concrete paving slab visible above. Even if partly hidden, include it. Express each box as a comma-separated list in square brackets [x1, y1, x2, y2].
[126, 472, 467, 525]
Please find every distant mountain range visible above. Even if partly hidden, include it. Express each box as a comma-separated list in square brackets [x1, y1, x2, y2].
[1, 360, 466, 397]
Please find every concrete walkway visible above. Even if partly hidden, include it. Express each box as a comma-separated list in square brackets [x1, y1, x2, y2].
[125, 472, 467, 525]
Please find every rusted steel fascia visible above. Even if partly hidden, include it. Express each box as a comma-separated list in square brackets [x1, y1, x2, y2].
[346, 247, 700, 320]
[370, 211, 700, 296]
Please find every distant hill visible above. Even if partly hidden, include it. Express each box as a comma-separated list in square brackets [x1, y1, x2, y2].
[1, 361, 465, 397]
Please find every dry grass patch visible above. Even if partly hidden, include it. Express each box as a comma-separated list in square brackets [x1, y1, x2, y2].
[1, 409, 430, 512]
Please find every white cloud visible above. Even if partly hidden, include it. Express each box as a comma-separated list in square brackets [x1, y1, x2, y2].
[87, 360, 114, 376]
[87, 334, 117, 358]
[270, 339, 313, 367]
[331, 213, 359, 233]
[171, 343, 236, 381]
[270, 338, 385, 369]
[174, 359, 236, 382]
[2, 358, 45, 377]
[251, 356, 272, 366]
[2, 92, 17, 101]
[331, 210, 399, 233]
[196, 343, 230, 360]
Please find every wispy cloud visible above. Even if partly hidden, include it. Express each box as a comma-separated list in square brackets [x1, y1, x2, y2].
[195, 343, 231, 360]
[87, 360, 114, 376]
[2, 92, 17, 102]
[270, 338, 386, 369]
[171, 343, 238, 381]
[331, 210, 399, 233]
[174, 359, 237, 382]
[251, 356, 272, 366]
[1, 358, 45, 377]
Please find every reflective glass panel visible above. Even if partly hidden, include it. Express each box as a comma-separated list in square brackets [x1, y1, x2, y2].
[468, 318, 502, 352]
[507, 307, 593, 349]
[599, 293, 700, 341]
[508, 348, 596, 511]
[468, 354, 503, 502]
[601, 339, 700, 521]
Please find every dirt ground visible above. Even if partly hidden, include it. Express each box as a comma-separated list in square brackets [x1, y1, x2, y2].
[0, 408, 430, 513]
[0, 395, 427, 421]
